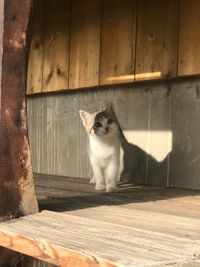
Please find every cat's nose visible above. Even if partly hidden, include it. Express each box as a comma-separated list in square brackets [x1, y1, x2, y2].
[105, 127, 110, 132]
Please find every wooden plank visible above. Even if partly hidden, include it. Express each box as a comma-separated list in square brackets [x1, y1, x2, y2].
[35, 176, 95, 193]
[68, 205, 200, 241]
[178, 0, 200, 76]
[69, 0, 101, 89]
[135, 0, 179, 81]
[42, 0, 70, 92]
[35, 175, 200, 219]
[27, 0, 44, 94]
[0, 210, 200, 266]
[100, 0, 136, 85]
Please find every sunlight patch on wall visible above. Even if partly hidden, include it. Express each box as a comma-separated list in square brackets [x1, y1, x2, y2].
[124, 130, 172, 162]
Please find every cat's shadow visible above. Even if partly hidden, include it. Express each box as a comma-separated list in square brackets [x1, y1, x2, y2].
[38, 142, 200, 213]
[120, 139, 168, 186]
[37, 133, 200, 212]
[119, 129, 169, 186]
[120, 140, 147, 184]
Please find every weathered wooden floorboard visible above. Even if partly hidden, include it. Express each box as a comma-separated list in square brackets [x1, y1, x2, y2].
[30, 174, 200, 266]
[35, 174, 200, 219]
[67, 205, 200, 241]
[0, 210, 200, 267]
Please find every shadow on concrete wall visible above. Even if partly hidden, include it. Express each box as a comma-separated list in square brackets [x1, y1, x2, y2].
[119, 129, 170, 187]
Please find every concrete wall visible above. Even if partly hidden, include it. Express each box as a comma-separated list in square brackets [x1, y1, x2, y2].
[27, 77, 200, 189]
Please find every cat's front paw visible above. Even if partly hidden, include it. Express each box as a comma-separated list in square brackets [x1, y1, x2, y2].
[95, 184, 106, 191]
[106, 185, 118, 192]
[90, 176, 96, 184]
[116, 176, 120, 182]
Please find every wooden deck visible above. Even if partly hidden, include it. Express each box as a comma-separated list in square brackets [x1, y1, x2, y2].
[35, 174, 200, 266]
[1, 174, 200, 266]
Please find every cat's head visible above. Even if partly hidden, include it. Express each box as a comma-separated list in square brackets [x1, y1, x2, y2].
[79, 103, 118, 138]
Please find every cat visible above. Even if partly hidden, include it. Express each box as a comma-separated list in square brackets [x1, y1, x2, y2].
[79, 103, 120, 192]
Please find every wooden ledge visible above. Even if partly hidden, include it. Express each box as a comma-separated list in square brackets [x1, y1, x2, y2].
[1, 208, 200, 266]
[0, 210, 116, 267]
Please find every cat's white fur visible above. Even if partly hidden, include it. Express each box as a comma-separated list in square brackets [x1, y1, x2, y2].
[79, 109, 120, 192]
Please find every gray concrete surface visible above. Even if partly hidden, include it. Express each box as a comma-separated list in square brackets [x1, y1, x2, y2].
[27, 77, 200, 189]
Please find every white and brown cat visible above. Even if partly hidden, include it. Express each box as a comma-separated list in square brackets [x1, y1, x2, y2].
[79, 104, 120, 192]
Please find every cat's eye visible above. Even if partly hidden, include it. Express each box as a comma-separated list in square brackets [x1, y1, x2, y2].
[94, 122, 102, 128]
[107, 118, 113, 124]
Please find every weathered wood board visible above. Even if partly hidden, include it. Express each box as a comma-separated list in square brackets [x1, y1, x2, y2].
[27, 0, 44, 94]
[0, 0, 38, 265]
[42, 0, 70, 92]
[99, 0, 136, 85]
[1, 208, 200, 267]
[0, 0, 38, 219]
[27, 0, 200, 93]
[1, 175, 199, 267]
[69, 0, 101, 89]
[178, 0, 200, 76]
[135, 0, 179, 81]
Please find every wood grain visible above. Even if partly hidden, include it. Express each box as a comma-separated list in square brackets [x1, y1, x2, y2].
[68, 205, 200, 241]
[27, 0, 44, 94]
[42, 0, 70, 92]
[1, 208, 200, 266]
[0, 0, 38, 265]
[69, 0, 101, 89]
[0, 211, 117, 267]
[178, 0, 200, 76]
[100, 0, 136, 85]
[33, 175, 200, 266]
[1, 0, 38, 216]
[135, 0, 179, 81]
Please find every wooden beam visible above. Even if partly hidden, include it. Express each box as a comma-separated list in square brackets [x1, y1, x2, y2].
[0, 211, 116, 267]
[0, 0, 39, 264]
[0, 0, 38, 217]
[1, 209, 200, 266]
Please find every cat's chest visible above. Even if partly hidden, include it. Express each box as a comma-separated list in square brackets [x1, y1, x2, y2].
[89, 137, 119, 160]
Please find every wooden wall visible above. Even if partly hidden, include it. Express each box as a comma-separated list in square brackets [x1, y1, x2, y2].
[27, 0, 200, 94]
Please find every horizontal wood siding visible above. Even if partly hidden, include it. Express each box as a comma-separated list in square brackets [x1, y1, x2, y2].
[27, 0, 200, 93]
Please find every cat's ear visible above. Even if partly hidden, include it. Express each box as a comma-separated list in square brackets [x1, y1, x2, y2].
[105, 102, 118, 123]
[105, 102, 115, 113]
[79, 110, 93, 127]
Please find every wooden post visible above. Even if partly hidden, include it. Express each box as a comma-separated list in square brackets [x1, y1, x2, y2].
[0, 0, 38, 265]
